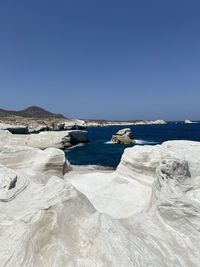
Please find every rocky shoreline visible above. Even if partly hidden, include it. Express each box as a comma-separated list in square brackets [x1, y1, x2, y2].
[0, 116, 167, 134]
[0, 129, 89, 150]
[0, 127, 200, 266]
[0, 106, 167, 134]
[0, 107, 199, 266]
[85, 119, 167, 127]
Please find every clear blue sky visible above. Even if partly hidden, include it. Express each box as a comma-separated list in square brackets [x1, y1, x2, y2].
[0, 0, 199, 120]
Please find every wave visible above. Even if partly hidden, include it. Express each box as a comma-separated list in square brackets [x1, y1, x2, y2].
[105, 139, 157, 145]
[135, 139, 158, 145]
[67, 143, 86, 150]
[104, 141, 114, 144]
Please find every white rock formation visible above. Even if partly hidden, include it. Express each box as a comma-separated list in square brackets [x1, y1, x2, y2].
[64, 119, 86, 130]
[70, 141, 200, 219]
[0, 129, 89, 150]
[149, 119, 166, 124]
[0, 166, 28, 201]
[0, 145, 70, 183]
[111, 128, 135, 144]
[184, 119, 193, 124]
[0, 141, 199, 266]
[117, 140, 200, 181]
[0, 123, 28, 134]
[28, 124, 49, 133]
[85, 119, 167, 127]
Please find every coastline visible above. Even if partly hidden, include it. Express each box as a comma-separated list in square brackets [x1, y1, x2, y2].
[1, 139, 200, 266]
[85, 119, 167, 127]
[0, 112, 200, 265]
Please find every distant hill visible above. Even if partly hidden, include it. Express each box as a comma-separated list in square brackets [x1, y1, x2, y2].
[0, 106, 66, 119]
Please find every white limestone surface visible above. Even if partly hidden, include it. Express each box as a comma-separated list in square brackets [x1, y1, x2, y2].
[0, 129, 88, 149]
[0, 141, 199, 266]
[0, 145, 69, 183]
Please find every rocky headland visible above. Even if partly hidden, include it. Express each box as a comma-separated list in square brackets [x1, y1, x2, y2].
[85, 119, 167, 127]
[0, 106, 89, 149]
[0, 106, 167, 133]
[0, 106, 87, 133]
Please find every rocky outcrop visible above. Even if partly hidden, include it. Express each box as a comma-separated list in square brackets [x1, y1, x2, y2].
[85, 119, 167, 127]
[184, 119, 193, 124]
[116, 140, 200, 182]
[0, 123, 28, 134]
[27, 121, 87, 133]
[0, 121, 87, 134]
[148, 119, 166, 124]
[69, 153, 200, 266]
[28, 124, 50, 133]
[0, 130, 89, 150]
[0, 141, 199, 266]
[111, 128, 135, 144]
[64, 120, 86, 130]
[71, 141, 200, 219]
[0, 145, 70, 183]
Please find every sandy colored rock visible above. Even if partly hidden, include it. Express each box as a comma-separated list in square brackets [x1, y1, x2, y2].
[112, 128, 135, 144]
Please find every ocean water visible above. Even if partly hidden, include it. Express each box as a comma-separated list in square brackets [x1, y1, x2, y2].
[65, 122, 200, 168]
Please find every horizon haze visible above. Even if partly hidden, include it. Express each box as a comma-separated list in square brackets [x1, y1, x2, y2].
[0, 0, 199, 121]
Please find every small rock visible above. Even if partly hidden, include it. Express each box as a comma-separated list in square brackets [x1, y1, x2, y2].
[112, 128, 135, 144]
[184, 119, 193, 124]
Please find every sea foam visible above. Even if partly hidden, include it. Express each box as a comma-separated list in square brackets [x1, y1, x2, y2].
[105, 139, 157, 145]
[135, 139, 158, 145]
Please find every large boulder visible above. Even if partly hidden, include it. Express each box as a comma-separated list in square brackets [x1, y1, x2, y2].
[111, 128, 135, 144]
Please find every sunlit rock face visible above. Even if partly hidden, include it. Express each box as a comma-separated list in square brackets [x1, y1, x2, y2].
[0, 145, 70, 183]
[0, 129, 89, 150]
[117, 140, 200, 183]
[111, 128, 135, 144]
[0, 166, 28, 201]
[0, 141, 200, 266]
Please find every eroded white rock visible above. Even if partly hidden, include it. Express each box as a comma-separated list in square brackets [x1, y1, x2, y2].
[0, 166, 28, 201]
[0, 141, 199, 266]
[0, 145, 69, 183]
[0, 129, 89, 150]
[70, 141, 200, 219]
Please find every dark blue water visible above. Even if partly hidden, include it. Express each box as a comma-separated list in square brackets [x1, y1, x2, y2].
[65, 122, 200, 168]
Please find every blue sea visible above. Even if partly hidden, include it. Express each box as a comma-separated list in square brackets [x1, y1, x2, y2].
[65, 122, 200, 168]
